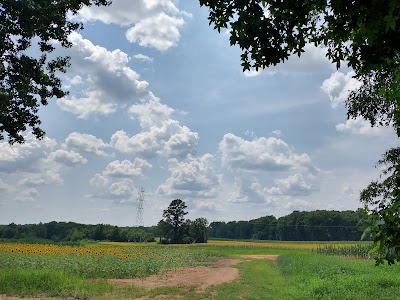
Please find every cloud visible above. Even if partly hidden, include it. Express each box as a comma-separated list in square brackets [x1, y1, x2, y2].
[194, 201, 217, 212]
[336, 116, 392, 137]
[321, 71, 362, 108]
[104, 159, 152, 177]
[57, 33, 151, 118]
[63, 132, 109, 157]
[89, 173, 109, 189]
[15, 188, 39, 203]
[270, 173, 319, 196]
[244, 44, 334, 77]
[108, 179, 136, 203]
[125, 12, 185, 51]
[18, 171, 63, 187]
[271, 130, 282, 137]
[111, 96, 199, 159]
[157, 154, 222, 198]
[0, 179, 10, 191]
[229, 176, 266, 203]
[343, 186, 354, 196]
[48, 149, 88, 167]
[243, 69, 262, 77]
[219, 133, 312, 172]
[134, 53, 154, 63]
[88, 177, 138, 203]
[75, 0, 190, 51]
[0, 133, 57, 173]
[89, 158, 151, 203]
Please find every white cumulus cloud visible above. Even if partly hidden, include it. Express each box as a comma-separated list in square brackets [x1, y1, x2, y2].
[57, 33, 151, 118]
[219, 133, 312, 172]
[336, 116, 392, 137]
[48, 149, 88, 167]
[104, 159, 152, 177]
[63, 132, 109, 157]
[75, 0, 190, 51]
[157, 154, 222, 198]
[108, 179, 136, 203]
[271, 173, 319, 196]
[111, 96, 199, 159]
[321, 71, 362, 108]
[0, 133, 57, 173]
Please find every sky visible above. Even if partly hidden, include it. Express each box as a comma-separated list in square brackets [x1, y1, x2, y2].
[0, 0, 397, 227]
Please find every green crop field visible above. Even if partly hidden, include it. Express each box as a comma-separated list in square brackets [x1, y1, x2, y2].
[0, 240, 400, 299]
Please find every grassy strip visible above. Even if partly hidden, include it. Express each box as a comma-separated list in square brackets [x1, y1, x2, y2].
[214, 258, 296, 300]
[278, 252, 400, 300]
[0, 268, 112, 298]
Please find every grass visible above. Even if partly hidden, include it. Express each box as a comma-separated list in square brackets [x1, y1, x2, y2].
[314, 243, 373, 258]
[1, 240, 400, 299]
[278, 252, 400, 300]
[0, 268, 112, 298]
[213, 258, 296, 300]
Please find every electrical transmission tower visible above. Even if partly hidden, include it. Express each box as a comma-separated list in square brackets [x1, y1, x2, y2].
[136, 187, 145, 227]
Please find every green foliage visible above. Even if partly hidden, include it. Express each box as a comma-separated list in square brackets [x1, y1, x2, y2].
[314, 244, 373, 259]
[360, 148, 400, 265]
[0, 268, 111, 297]
[0, 0, 111, 144]
[209, 210, 362, 241]
[199, 0, 400, 73]
[199, 0, 400, 265]
[158, 200, 209, 244]
[188, 218, 209, 243]
[278, 253, 400, 299]
[0, 221, 155, 243]
[160, 199, 189, 244]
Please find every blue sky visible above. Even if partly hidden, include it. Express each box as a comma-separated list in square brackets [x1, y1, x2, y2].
[0, 0, 396, 226]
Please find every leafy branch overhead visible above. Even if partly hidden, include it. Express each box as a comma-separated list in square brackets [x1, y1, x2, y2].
[200, 0, 400, 265]
[0, 0, 111, 144]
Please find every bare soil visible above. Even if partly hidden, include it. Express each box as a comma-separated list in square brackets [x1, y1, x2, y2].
[107, 258, 243, 291]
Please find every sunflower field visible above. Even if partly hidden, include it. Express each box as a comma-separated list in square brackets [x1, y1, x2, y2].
[0, 243, 210, 278]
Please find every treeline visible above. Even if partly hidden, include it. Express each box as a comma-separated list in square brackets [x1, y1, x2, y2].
[0, 209, 364, 243]
[209, 210, 364, 241]
[0, 221, 157, 243]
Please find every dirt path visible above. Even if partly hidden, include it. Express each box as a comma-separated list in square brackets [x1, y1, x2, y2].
[107, 255, 279, 291]
[108, 258, 243, 291]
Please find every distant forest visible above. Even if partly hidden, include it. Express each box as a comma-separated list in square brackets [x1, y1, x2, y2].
[0, 209, 364, 242]
[209, 210, 364, 241]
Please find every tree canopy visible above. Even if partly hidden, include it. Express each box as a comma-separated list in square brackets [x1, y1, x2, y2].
[160, 199, 189, 244]
[158, 199, 209, 244]
[0, 0, 111, 144]
[200, 0, 400, 264]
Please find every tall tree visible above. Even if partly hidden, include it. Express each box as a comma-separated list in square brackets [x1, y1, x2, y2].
[189, 217, 209, 243]
[199, 0, 400, 264]
[0, 0, 111, 144]
[161, 199, 188, 244]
